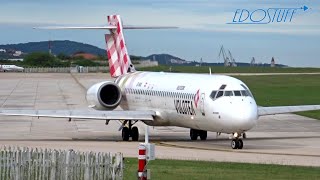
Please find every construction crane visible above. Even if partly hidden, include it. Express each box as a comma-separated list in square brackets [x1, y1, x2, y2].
[218, 45, 237, 67]
[48, 40, 52, 55]
[250, 57, 256, 66]
[218, 45, 230, 67]
[228, 50, 237, 67]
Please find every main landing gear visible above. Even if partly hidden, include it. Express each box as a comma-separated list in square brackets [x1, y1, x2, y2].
[230, 132, 245, 149]
[121, 121, 139, 141]
[190, 129, 207, 140]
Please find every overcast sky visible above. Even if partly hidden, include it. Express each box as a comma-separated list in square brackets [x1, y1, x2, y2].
[0, 0, 319, 67]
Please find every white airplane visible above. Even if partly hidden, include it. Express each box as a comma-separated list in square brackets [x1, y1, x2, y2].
[1, 15, 320, 149]
[0, 65, 24, 72]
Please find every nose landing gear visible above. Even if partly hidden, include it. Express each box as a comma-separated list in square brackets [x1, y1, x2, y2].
[231, 132, 245, 149]
[231, 139, 243, 149]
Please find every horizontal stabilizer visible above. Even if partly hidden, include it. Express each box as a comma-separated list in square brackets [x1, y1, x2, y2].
[123, 25, 178, 29]
[34, 26, 117, 30]
[34, 26, 178, 30]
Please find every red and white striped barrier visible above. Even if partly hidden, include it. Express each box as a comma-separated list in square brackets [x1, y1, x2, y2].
[138, 143, 147, 180]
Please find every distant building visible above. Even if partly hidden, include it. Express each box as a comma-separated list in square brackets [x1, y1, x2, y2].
[72, 52, 98, 60]
[271, 57, 275, 67]
[0, 49, 6, 53]
[7, 58, 23, 61]
[13, 51, 22, 57]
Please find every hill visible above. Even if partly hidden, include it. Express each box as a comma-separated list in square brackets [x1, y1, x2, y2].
[0, 40, 106, 56]
[0, 41, 287, 67]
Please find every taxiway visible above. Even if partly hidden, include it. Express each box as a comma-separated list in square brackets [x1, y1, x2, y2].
[0, 73, 319, 166]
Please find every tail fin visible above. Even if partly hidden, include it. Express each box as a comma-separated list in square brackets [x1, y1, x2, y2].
[106, 15, 135, 77]
[34, 15, 177, 77]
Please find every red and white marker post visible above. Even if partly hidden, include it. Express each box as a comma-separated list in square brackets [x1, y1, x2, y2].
[138, 124, 155, 179]
[138, 143, 147, 180]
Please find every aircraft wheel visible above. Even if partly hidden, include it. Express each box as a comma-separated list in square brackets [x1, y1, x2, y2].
[131, 127, 139, 141]
[190, 129, 198, 140]
[231, 139, 239, 149]
[238, 139, 243, 149]
[199, 130, 207, 140]
[122, 127, 130, 141]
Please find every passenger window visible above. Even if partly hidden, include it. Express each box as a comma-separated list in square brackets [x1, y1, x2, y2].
[210, 91, 217, 99]
[216, 91, 224, 98]
[224, 91, 233, 96]
[234, 91, 241, 96]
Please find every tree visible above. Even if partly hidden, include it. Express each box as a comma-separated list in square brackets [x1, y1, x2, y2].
[23, 52, 64, 67]
[57, 53, 71, 60]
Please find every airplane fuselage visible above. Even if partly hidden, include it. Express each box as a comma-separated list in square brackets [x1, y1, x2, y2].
[116, 71, 258, 134]
[0, 65, 24, 72]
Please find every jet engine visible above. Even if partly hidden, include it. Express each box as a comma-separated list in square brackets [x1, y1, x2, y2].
[86, 81, 122, 110]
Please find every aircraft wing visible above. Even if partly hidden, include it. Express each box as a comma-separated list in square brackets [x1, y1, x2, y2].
[0, 109, 155, 121]
[258, 105, 320, 116]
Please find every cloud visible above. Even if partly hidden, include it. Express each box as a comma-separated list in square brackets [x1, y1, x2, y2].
[0, 0, 319, 36]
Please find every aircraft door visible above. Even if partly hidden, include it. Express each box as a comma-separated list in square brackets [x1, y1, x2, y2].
[200, 93, 205, 116]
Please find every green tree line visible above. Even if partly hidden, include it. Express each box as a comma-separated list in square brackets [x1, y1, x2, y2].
[0, 52, 104, 67]
[1, 52, 143, 67]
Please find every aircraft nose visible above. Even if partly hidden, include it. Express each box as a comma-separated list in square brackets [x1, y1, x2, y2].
[231, 102, 258, 131]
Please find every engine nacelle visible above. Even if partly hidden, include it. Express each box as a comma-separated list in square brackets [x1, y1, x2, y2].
[86, 81, 122, 110]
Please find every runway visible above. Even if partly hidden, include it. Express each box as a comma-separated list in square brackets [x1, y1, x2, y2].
[0, 73, 320, 166]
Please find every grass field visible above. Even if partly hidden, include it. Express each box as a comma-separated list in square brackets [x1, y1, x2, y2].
[124, 158, 320, 180]
[138, 65, 320, 74]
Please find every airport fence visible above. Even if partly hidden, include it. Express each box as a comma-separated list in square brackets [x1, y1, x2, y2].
[0, 146, 123, 180]
[23, 61, 158, 73]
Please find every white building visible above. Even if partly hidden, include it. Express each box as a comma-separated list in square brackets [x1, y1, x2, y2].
[13, 51, 22, 57]
[7, 58, 23, 61]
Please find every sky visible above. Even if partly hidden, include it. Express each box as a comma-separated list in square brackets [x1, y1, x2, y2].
[0, 0, 319, 67]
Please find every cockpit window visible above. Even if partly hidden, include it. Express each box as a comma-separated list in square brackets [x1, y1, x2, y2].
[234, 91, 241, 96]
[219, 84, 227, 90]
[224, 91, 233, 96]
[241, 90, 249, 96]
[210, 91, 217, 99]
[210, 84, 254, 101]
[241, 84, 253, 97]
[216, 91, 224, 98]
